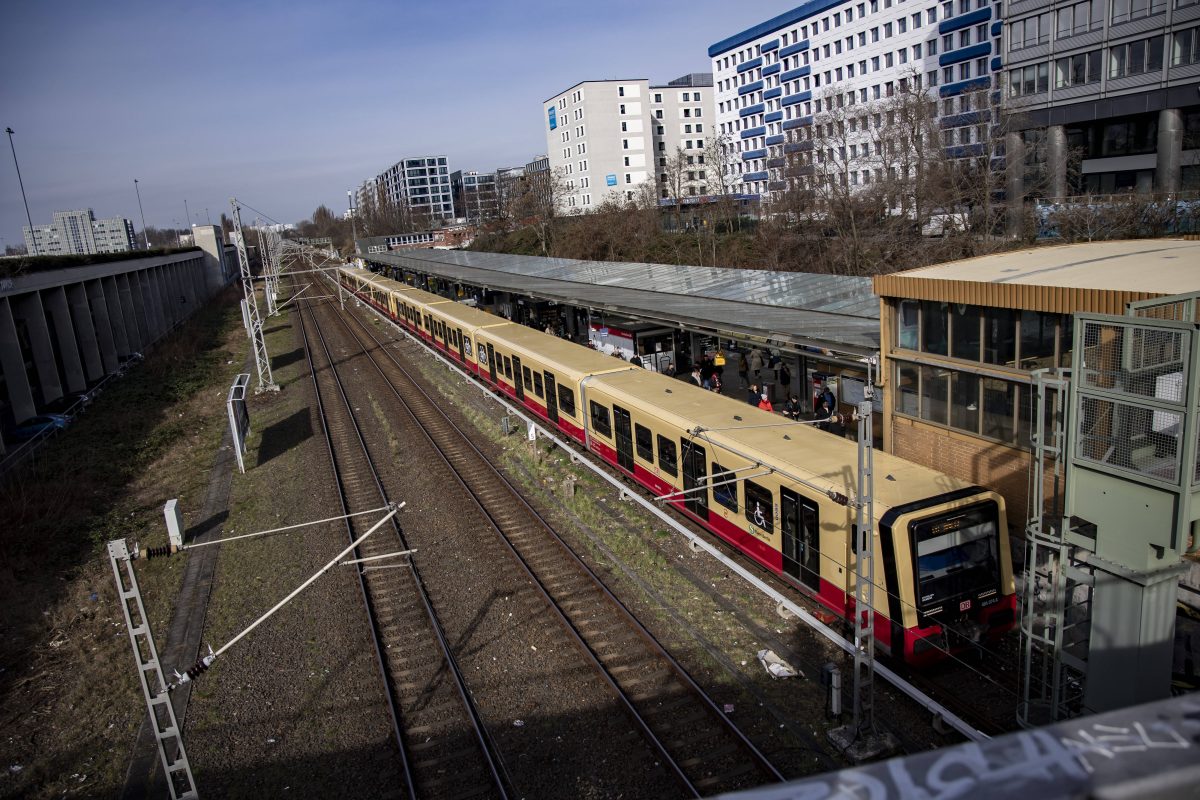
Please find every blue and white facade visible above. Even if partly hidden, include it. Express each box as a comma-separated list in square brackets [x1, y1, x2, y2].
[709, 0, 1002, 201]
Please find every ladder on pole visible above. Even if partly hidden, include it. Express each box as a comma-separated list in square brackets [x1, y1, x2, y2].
[108, 539, 198, 800]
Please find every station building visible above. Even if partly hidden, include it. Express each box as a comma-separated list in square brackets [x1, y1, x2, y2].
[873, 237, 1200, 522]
[0, 227, 236, 453]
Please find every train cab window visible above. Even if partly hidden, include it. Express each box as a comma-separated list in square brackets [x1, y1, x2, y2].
[635, 424, 654, 462]
[557, 385, 576, 416]
[590, 402, 612, 437]
[657, 435, 678, 476]
[503, 356, 513, 380]
[744, 480, 774, 532]
[522, 366, 533, 391]
[711, 463, 739, 512]
[911, 502, 1000, 608]
[533, 372, 544, 398]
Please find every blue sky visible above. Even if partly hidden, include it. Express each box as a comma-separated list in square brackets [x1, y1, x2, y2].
[0, 0, 789, 245]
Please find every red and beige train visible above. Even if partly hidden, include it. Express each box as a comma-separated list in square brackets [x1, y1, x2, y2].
[339, 266, 1017, 665]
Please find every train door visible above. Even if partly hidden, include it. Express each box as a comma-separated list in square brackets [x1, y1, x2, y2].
[680, 439, 708, 518]
[781, 487, 820, 590]
[485, 343, 497, 383]
[455, 328, 464, 360]
[612, 405, 634, 472]
[544, 372, 559, 424]
[511, 356, 525, 400]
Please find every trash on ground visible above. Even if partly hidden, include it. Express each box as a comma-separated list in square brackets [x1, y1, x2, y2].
[757, 649, 801, 679]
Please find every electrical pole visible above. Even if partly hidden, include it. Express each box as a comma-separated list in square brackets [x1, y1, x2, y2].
[134, 179, 149, 249]
[829, 355, 895, 761]
[7, 127, 38, 255]
[231, 198, 277, 392]
[347, 189, 358, 255]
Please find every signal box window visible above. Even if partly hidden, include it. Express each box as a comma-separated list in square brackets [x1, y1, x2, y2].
[657, 435, 678, 476]
[533, 372, 544, 398]
[712, 463, 739, 512]
[744, 480, 774, 532]
[590, 402, 612, 437]
[557, 385, 576, 416]
[635, 424, 654, 462]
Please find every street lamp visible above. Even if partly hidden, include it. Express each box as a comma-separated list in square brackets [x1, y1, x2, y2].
[347, 189, 358, 254]
[6, 127, 38, 255]
[133, 178, 148, 249]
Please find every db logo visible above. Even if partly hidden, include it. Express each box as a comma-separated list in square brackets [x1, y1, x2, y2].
[959, 599, 972, 612]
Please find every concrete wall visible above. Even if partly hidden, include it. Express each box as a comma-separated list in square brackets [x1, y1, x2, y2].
[0, 249, 221, 449]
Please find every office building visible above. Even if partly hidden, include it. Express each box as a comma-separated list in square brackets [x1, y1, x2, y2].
[1002, 0, 1200, 199]
[452, 170, 500, 224]
[543, 75, 715, 212]
[24, 209, 137, 256]
[363, 156, 456, 223]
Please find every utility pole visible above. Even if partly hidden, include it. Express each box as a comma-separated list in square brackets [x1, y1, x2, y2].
[829, 355, 895, 762]
[347, 189, 358, 255]
[7, 127, 38, 255]
[134, 179, 149, 249]
[231, 198, 277, 392]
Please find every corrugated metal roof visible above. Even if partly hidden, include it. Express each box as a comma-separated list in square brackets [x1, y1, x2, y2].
[359, 249, 880, 354]
[888, 239, 1200, 293]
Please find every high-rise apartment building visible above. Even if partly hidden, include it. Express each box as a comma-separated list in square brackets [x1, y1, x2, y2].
[1002, 0, 1200, 198]
[363, 156, 456, 222]
[710, 0, 1199, 210]
[709, 0, 1001, 202]
[544, 75, 715, 212]
[23, 209, 137, 255]
[452, 170, 500, 223]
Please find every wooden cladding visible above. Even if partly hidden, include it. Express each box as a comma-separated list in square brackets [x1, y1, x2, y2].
[872, 275, 1162, 316]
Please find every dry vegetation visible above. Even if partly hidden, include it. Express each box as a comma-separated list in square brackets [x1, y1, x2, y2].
[0, 290, 245, 798]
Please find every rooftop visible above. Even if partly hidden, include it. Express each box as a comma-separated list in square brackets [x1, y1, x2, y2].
[873, 239, 1200, 315]
[359, 249, 881, 355]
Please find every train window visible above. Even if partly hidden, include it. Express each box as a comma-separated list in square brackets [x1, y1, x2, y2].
[557, 385, 576, 416]
[711, 463, 739, 512]
[503, 356, 513, 379]
[522, 367, 533, 391]
[635, 424, 654, 462]
[657, 435, 678, 476]
[590, 402, 612, 437]
[744, 480, 774, 532]
[533, 372, 544, 398]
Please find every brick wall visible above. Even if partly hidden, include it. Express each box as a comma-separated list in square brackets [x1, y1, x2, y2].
[891, 416, 1033, 528]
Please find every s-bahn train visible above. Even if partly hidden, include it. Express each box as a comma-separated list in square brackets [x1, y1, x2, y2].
[338, 267, 1016, 665]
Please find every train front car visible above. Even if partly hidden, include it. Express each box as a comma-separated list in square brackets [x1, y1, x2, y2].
[882, 488, 1016, 665]
[584, 368, 1015, 666]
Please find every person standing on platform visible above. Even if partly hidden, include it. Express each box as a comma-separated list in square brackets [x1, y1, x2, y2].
[757, 392, 774, 413]
[749, 348, 765, 381]
[747, 383, 760, 405]
[738, 351, 749, 388]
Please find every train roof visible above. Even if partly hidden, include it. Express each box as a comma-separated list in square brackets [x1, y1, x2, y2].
[482, 324, 640, 381]
[424, 294, 513, 329]
[590, 369, 975, 514]
[350, 268, 448, 307]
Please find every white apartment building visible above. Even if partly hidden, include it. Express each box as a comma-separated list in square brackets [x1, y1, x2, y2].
[709, 0, 1001, 201]
[24, 209, 137, 255]
[364, 156, 456, 222]
[544, 75, 715, 213]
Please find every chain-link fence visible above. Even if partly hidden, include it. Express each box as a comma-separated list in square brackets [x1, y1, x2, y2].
[1075, 320, 1189, 485]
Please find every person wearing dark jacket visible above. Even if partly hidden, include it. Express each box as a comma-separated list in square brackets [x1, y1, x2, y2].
[746, 383, 760, 405]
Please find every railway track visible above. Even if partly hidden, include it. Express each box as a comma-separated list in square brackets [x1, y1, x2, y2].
[318, 293, 788, 797]
[296, 292, 510, 799]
